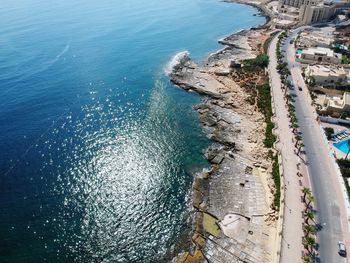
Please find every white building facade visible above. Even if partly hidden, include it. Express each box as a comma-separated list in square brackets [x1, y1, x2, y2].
[297, 47, 342, 64]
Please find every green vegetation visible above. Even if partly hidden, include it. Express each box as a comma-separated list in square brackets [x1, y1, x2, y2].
[256, 84, 276, 148]
[343, 177, 350, 201]
[342, 54, 350, 64]
[271, 154, 281, 210]
[241, 46, 281, 210]
[301, 186, 317, 262]
[255, 83, 280, 210]
[243, 53, 269, 67]
[276, 62, 289, 75]
[337, 159, 350, 203]
[202, 212, 221, 237]
[338, 159, 350, 177]
[263, 31, 279, 53]
[323, 127, 334, 140]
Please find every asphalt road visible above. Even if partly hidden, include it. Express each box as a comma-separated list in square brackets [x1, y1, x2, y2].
[282, 27, 349, 263]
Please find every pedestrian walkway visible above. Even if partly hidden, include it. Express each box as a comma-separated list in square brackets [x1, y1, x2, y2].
[268, 32, 309, 263]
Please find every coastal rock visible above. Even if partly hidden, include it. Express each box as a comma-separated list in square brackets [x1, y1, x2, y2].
[168, 12, 276, 262]
[198, 101, 241, 148]
[169, 55, 228, 99]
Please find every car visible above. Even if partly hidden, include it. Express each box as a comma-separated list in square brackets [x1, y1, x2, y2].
[298, 87, 303, 91]
[338, 241, 347, 256]
[290, 40, 294, 44]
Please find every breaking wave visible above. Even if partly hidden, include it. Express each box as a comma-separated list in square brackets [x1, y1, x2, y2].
[164, 51, 190, 75]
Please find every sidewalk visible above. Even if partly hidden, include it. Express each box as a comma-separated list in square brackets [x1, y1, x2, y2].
[268, 32, 309, 263]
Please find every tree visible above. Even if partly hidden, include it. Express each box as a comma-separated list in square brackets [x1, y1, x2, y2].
[298, 142, 305, 155]
[324, 127, 334, 140]
[309, 76, 316, 87]
[243, 53, 269, 67]
[303, 225, 316, 236]
[304, 211, 315, 225]
[295, 135, 302, 148]
[306, 194, 315, 211]
[302, 255, 314, 263]
[303, 235, 316, 254]
[292, 123, 299, 134]
[302, 187, 311, 202]
[337, 158, 350, 177]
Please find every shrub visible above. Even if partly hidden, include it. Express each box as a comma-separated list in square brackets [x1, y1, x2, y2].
[243, 53, 269, 68]
[338, 159, 350, 177]
[324, 127, 334, 140]
[272, 154, 281, 210]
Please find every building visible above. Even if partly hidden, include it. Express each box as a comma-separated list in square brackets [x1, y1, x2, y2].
[278, 0, 348, 25]
[276, 6, 300, 28]
[336, 22, 350, 36]
[299, 0, 336, 25]
[317, 92, 350, 117]
[297, 30, 334, 48]
[279, 0, 306, 8]
[297, 46, 342, 64]
[305, 64, 349, 85]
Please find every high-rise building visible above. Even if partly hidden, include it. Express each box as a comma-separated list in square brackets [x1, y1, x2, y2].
[299, 0, 336, 24]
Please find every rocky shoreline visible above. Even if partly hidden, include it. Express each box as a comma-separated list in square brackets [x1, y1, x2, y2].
[168, 1, 280, 262]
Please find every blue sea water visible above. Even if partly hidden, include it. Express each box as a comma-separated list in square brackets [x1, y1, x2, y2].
[0, 0, 264, 262]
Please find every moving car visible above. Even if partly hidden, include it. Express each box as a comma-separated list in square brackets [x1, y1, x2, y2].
[338, 241, 347, 256]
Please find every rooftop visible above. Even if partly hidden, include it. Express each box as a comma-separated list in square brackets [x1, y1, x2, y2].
[302, 47, 342, 60]
[299, 31, 333, 47]
[303, 47, 335, 56]
[307, 64, 346, 77]
[344, 92, 350, 105]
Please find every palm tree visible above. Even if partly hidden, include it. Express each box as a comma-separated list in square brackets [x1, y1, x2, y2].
[302, 255, 314, 263]
[306, 194, 315, 211]
[295, 136, 302, 148]
[346, 139, 350, 159]
[303, 235, 316, 254]
[292, 123, 299, 134]
[304, 211, 315, 225]
[303, 225, 316, 236]
[302, 187, 311, 202]
[298, 142, 305, 155]
[286, 94, 292, 103]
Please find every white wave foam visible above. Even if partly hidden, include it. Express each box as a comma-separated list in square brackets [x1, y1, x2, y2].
[164, 51, 189, 75]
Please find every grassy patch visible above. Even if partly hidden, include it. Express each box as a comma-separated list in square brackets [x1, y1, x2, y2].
[202, 212, 221, 237]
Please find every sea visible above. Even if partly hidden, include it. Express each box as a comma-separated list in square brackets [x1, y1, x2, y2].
[0, 1, 264, 262]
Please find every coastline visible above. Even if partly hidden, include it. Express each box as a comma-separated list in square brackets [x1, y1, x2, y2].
[168, 1, 280, 262]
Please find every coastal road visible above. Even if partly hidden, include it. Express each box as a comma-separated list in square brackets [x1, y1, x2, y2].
[281, 28, 350, 262]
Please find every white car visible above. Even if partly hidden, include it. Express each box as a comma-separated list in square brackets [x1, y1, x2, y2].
[338, 241, 347, 256]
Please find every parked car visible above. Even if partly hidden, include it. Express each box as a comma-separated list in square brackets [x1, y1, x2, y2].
[298, 87, 302, 91]
[290, 40, 294, 44]
[338, 241, 347, 256]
